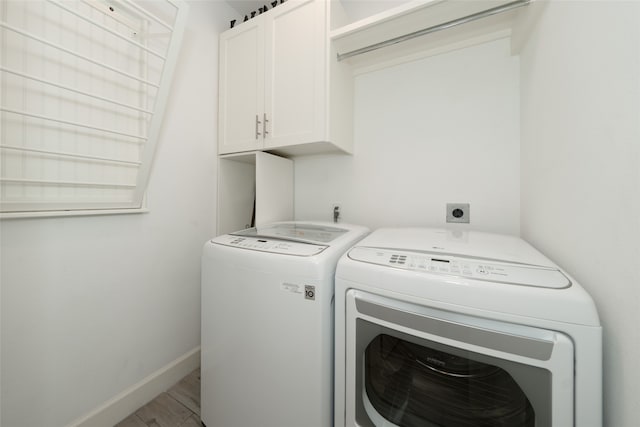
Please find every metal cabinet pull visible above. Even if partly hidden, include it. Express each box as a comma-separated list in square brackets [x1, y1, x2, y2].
[263, 113, 269, 137]
[255, 114, 262, 139]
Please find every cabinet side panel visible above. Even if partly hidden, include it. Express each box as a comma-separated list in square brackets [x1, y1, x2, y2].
[255, 152, 294, 225]
[329, 40, 354, 154]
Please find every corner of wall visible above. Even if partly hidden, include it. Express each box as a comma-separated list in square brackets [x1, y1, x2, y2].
[67, 348, 200, 427]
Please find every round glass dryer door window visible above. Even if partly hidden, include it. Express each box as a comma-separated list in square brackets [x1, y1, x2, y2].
[364, 334, 535, 426]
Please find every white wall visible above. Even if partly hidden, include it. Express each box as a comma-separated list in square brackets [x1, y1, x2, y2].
[520, 1, 640, 426]
[295, 38, 521, 235]
[0, 1, 229, 425]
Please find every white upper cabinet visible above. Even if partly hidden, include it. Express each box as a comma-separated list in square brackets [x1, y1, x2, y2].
[218, 0, 353, 156]
[219, 18, 265, 154]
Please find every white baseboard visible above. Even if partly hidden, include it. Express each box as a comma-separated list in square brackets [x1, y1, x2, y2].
[67, 347, 201, 427]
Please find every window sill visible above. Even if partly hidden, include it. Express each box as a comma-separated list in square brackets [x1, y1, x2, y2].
[0, 207, 149, 220]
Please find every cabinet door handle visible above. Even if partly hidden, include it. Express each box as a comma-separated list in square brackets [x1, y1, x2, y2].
[255, 114, 262, 139]
[263, 113, 269, 137]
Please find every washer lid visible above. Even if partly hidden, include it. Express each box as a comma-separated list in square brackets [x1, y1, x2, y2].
[232, 222, 349, 245]
[348, 247, 571, 289]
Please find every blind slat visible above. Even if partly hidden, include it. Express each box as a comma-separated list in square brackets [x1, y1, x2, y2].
[0, 21, 161, 88]
[1, 67, 154, 114]
[1, 144, 142, 166]
[0, 107, 148, 140]
[1, 177, 136, 189]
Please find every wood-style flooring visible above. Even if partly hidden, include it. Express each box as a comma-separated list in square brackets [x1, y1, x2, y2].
[115, 368, 202, 427]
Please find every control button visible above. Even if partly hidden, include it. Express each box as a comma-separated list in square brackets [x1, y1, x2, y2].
[476, 266, 489, 275]
[305, 285, 316, 300]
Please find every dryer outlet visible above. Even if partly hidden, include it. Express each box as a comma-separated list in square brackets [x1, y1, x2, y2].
[446, 203, 470, 223]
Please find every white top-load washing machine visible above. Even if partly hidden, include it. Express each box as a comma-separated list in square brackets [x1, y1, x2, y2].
[334, 228, 602, 427]
[201, 221, 368, 427]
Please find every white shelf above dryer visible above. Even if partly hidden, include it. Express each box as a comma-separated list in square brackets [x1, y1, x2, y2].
[331, 0, 533, 72]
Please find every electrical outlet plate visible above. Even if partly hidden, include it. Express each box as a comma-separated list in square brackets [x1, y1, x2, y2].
[446, 203, 470, 223]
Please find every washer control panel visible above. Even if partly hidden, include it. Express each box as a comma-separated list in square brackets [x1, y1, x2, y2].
[348, 247, 570, 289]
[212, 235, 328, 256]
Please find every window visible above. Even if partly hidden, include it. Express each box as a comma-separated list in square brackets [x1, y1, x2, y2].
[0, 0, 188, 217]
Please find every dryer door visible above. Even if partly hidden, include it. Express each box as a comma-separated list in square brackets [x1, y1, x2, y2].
[344, 290, 574, 427]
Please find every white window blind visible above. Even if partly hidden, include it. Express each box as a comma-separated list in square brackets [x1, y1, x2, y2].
[0, 0, 188, 216]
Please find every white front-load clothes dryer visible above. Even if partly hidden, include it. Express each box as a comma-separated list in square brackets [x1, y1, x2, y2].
[334, 228, 602, 427]
[201, 221, 368, 427]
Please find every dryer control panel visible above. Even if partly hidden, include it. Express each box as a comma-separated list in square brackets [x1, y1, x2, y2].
[348, 247, 570, 289]
[212, 235, 328, 256]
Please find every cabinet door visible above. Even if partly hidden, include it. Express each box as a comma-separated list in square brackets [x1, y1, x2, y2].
[219, 19, 265, 154]
[263, 0, 326, 149]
